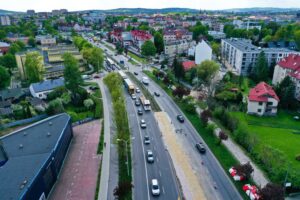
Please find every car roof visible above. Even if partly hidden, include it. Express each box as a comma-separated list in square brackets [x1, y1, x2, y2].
[152, 179, 158, 184]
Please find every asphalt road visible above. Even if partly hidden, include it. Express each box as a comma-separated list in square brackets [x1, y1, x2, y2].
[84, 36, 241, 200]
[133, 72, 243, 200]
[124, 85, 180, 200]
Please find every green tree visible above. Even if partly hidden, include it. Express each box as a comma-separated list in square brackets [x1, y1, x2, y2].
[275, 76, 296, 109]
[25, 52, 44, 83]
[172, 57, 185, 81]
[141, 40, 156, 57]
[0, 66, 10, 89]
[63, 53, 83, 94]
[191, 22, 208, 41]
[81, 47, 93, 63]
[8, 43, 22, 55]
[28, 37, 36, 47]
[0, 53, 17, 69]
[253, 51, 269, 82]
[197, 60, 219, 95]
[90, 47, 104, 72]
[294, 30, 300, 50]
[211, 42, 220, 57]
[154, 32, 164, 54]
[0, 30, 6, 40]
[46, 98, 65, 115]
[84, 98, 94, 110]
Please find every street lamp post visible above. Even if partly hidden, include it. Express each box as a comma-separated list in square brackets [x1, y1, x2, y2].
[117, 138, 134, 176]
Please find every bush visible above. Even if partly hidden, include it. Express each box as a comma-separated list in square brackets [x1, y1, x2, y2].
[47, 86, 67, 101]
[205, 123, 216, 135]
[68, 111, 79, 122]
[200, 109, 212, 125]
[46, 98, 64, 115]
[296, 154, 300, 161]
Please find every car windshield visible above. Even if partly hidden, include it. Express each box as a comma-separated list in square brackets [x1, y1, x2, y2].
[153, 185, 159, 190]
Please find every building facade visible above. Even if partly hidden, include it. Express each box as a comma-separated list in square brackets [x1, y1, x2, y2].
[0, 15, 11, 26]
[247, 82, 279, 116]
[272, 54, 300, 100]
[195, 40, 212, 65]
[221, 38, 298, 75]
[29, 78, 64, 99]
[0, 113, 73, 200]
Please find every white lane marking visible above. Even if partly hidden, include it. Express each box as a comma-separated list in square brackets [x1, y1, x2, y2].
[162, 186, 165, 194]
[159, 170, 162, 177]
[156, 157, 159, 162]
[128, 93, 151, 200]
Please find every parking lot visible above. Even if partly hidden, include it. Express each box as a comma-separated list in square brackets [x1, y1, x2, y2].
[49, 120, 102, 200]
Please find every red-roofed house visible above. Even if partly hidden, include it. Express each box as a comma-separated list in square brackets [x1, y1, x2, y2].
[247, 82, 279, 116]
[272, 54, 300, 100]
[182, 61, 196, 71]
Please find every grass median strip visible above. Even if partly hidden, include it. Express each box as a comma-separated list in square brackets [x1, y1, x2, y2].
[126, 72, 161, 112]
[104, 72, 132, 200]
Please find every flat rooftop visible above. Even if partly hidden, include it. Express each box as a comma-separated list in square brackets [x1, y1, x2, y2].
[0, 113, 70, 200]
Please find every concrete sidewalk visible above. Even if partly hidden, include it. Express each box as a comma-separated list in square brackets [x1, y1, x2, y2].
[196, 107, 269, 187]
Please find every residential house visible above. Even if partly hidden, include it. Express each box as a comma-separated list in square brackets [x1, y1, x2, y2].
[182, 61, 196, 71]
[0, 88, 25, 102]
[29, 78, 64, 99]
[0, 42, 10, 54]
[195, 40, 212, 65]
[35, 35, 56, 46]
[233, 20, 261, 30]
[247, 82, 279, 116]
[0, 15, 11, 26]
[221, 38, 298, 76]
[272, 54, 300, 100]
[208, 31, 226, 40]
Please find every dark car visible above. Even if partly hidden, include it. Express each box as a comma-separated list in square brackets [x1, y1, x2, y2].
[137, 108, 143, 115]
[154, 92, 160, 97]
[144, 135, 150, 144]
[195, 142, 206, 154]
[134, 72, 139, 75]
[89, 86, 99, 90]
[94, 75, 100, 79]
[177, 115, 184, 123]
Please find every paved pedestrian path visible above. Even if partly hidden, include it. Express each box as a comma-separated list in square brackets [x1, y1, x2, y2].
[155, 112, 207, 200]
[196, 107, 269, 187]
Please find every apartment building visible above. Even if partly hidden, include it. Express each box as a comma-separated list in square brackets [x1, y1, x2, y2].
[272, 54, 300, 100]
[35, 35, 56, 46]
[233, 20, 262, 30]
[221, 38, 298, 75]
[163, 29, 193, 43]
[0, 15, 11, 26]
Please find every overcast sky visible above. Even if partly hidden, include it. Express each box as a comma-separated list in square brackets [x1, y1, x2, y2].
[2, 0, 300, 12]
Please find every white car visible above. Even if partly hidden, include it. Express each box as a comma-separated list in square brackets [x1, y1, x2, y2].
[140, 119, 147, 128]
[146, 150, 154, 163]
[151, 179, 160, 196]
[136, 88, 140, 93]
[131, 94, 137, 100]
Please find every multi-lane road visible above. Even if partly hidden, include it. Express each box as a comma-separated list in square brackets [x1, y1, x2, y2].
[125, 86, 180, 200]
[85, 36, 242, 200]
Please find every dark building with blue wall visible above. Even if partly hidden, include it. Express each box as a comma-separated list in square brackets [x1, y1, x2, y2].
[0, 113, 73, 200]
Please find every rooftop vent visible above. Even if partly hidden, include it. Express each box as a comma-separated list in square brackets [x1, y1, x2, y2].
[19, 144, 23, 149]
[23, 132, 27, 136]
[49, 121, 52, 126]
[19, 178, 28, 190]
[47, 132, 51, 137]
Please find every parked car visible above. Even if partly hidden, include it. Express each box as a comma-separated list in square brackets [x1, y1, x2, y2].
[151, 179, 160, 196]
[146, 150, 154, 163]
[134, 72, 139, 75]
[195, 142, 206, 154]
[131, 94, 137, 100]
[135, 99, 140, 106]
[136, 88, 140, 93]
[94, 75, 100, 79]
[144, 135, 150, 144]
[137, 108, 143, 115]
[177, 115, 184, 123]
[89, 86, 99, 90]
[140, 119, 147, 128]
[154, 91, 160, 97]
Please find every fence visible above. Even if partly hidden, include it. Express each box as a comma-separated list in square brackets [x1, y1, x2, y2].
[1, 114, 48, 129]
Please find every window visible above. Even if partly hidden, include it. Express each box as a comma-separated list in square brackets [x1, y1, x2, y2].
[257, 109, 262, 112]
[259, 102, 263, 106]
[267, 102, 273, 106]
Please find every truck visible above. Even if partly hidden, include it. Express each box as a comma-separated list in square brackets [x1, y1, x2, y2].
[124, 78, 135, 94]
[140, 95, 151, 111]
[142, 76, 149, 85]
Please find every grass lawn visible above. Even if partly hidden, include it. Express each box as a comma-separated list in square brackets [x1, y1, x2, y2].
[128, 52, 148, 64]
[232, 111, 300, 170]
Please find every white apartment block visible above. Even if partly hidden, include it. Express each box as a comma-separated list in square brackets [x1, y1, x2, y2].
[0, 15, 11, 26]
[272, 54, 300, 100]
[221, 38, 298, 76]
[195, 40, 212, 65]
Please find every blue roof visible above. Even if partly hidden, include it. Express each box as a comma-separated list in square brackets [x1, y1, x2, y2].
[30, 78, 64, 93]
[0, 113, 71, 200]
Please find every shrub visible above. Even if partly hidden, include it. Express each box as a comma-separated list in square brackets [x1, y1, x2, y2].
[296, 154, 300, 161]
[68, 111, 79, 122]
[213, 106, 225, 120]
[46, 98, 64, 115]
[47, 86, 67, 101]
[205, 123, 216, 135]
[219, 130, 228, 140]
[200, 109, 212, 125]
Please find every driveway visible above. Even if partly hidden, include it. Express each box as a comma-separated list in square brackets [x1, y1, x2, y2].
[49, 120, 102, 200]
